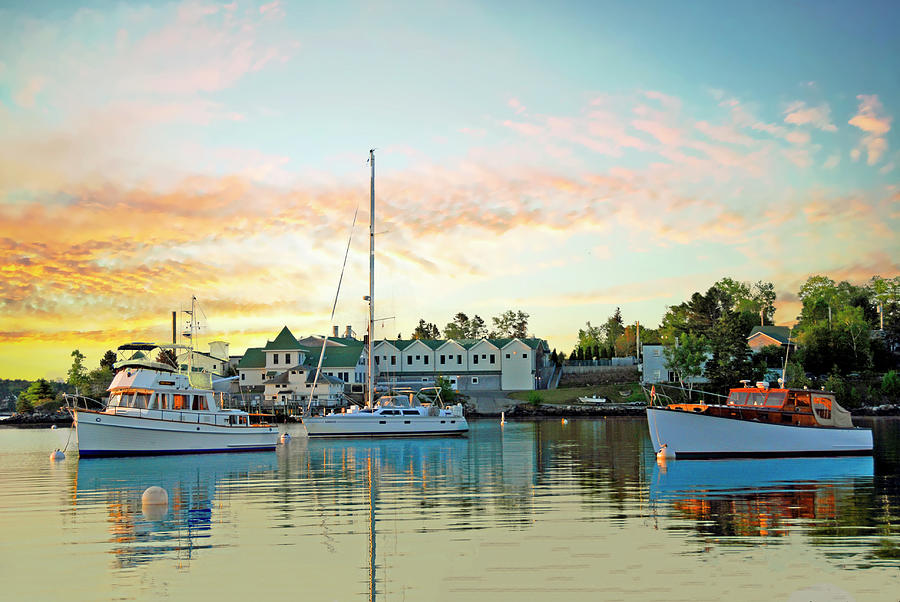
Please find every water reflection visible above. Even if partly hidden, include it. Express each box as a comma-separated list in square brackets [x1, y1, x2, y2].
[73, 453, 277, 567]
[649, 457, 874, 538]
[21, 417, 896, 599]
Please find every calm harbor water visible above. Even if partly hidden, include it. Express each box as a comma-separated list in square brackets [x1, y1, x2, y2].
[1, 417, 898, 601]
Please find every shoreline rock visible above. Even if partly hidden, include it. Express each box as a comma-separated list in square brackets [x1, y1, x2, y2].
[468, 403, 647, 418]
[0, 413, 73, 428]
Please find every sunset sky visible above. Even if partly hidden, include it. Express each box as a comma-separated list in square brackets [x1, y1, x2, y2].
[1, 0, 898, 380]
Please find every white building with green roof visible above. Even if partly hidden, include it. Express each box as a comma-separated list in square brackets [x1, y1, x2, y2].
[238, 327, 552, 394]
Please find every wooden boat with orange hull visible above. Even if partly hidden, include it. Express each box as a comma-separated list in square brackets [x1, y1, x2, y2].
[647, 383, 873, 460]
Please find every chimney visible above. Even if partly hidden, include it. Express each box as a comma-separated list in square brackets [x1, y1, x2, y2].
[333, 325, 339, 337]
[345, 325, 352, 338]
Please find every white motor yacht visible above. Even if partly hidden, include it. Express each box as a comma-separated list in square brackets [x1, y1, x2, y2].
[69, 343, 278, 457]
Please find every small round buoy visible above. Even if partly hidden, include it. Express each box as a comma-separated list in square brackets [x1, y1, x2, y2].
[142, 486, 169, 521]
[50, 425, 58, 430]
[142, 486, 169, 505]
[656, 444, 674, 465]
[50, 449, 65, 461]
[280, 432, 291, 443]
[561, 418, 568, 425]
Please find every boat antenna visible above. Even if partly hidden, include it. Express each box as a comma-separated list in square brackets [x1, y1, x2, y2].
[781, 326, 793, 386]
[367, 148, 375, 409]
[306, 193, 361, 414]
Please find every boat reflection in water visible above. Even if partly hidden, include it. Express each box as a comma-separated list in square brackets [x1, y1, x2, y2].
[649, 456, 874, 538]
[73, 453, 277, 567]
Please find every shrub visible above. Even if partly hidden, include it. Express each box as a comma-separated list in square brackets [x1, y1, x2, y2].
[527, 391, 544, 405]
[882, 371, 900, 399]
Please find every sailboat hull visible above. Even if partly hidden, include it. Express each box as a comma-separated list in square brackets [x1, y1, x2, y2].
[302, 414, 468, 437]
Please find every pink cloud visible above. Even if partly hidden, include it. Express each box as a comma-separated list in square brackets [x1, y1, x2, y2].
[783, 101, 837, 132]
[848, 95, 892, 165]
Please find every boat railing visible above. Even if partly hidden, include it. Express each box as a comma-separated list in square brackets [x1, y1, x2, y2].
[63, 393, 106, 413]
[641, 383, 728, 407]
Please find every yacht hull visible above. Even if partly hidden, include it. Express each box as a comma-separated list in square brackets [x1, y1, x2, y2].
[646, 406, 873, 459]
[302, 415, 468, 437]
[75, 410, 279, 457]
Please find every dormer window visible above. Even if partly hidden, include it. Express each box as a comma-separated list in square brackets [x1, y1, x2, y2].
[274, 353, 279, 365]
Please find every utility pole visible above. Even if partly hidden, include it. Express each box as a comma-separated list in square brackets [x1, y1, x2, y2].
[635, 320, 640, 361]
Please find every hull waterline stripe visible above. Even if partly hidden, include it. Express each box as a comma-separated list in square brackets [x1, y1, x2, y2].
[78, 446, 277, 458]
[672, 449, 873, 459]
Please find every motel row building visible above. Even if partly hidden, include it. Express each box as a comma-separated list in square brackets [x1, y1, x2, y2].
[233, 325, 552, 407]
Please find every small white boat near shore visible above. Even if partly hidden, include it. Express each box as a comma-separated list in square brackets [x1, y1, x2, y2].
[577, 395, 608, 404]
[69, 343, 278, 457]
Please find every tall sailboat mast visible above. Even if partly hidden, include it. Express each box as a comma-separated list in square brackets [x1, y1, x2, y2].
[367, 149, 375, 408]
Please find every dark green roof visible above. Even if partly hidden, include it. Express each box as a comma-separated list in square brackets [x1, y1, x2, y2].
[237, 347, 266, 369]
[748, 326, 791, 345]
[302, 341, 364, 368]
[264, 326, 303, 351]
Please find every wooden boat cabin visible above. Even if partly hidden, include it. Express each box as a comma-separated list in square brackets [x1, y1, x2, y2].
[667, 383, 854, 428]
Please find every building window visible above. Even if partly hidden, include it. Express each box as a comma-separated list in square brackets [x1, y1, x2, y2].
[285, 354, 290, 365]
[424, 356, 429, 365]
[654, 348, 661, 357]
[241, 373, 245, 380]
[407, 356, 412, 365]
[481, 354, 486, 359]
[523, 353, 528, 359]
[416, 355, 420, 361]
[457, 355, 462, 364]
[375, 356, 380, 365]
[490, 354, 495, 364]
[440, 354, 445, 365]
[391, 356, 396, 365]
[506, 353, 510, 359]
[473, 355, 479, 365]
[273, 353, 279, 365]
[472, 377, 479, 384]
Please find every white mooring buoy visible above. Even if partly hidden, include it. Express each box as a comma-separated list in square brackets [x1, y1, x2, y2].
[500, 411, 505, 426]
[50, 424, 58, 430]
[142, 486, 169, 521]
[50, 449, 65, 461]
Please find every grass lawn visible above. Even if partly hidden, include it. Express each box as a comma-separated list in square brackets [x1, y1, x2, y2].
[507, 382, 646, 405]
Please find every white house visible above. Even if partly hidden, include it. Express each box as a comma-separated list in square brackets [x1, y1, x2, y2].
[401, 339, 438, 373]
[264, 326, 307, 374]
[435, 340, 468, 372]
[264, 365, 344, 407]
[641, 343, 710, 386]
[501, 339, 537, 390]
[236, 347, 266, 386]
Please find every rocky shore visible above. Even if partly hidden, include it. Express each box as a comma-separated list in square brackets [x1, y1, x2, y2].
[468, 402, 648, 418]
[467, 402, 900, 419]
[1, 412, 73, 427]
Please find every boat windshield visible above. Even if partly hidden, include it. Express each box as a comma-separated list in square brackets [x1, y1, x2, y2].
[377, 395, 411, 408]
[765, 391, 787, 407]
[727, 391, 747, 405]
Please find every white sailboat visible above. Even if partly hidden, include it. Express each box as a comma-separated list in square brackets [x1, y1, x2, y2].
[302, 150, 468, 437]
